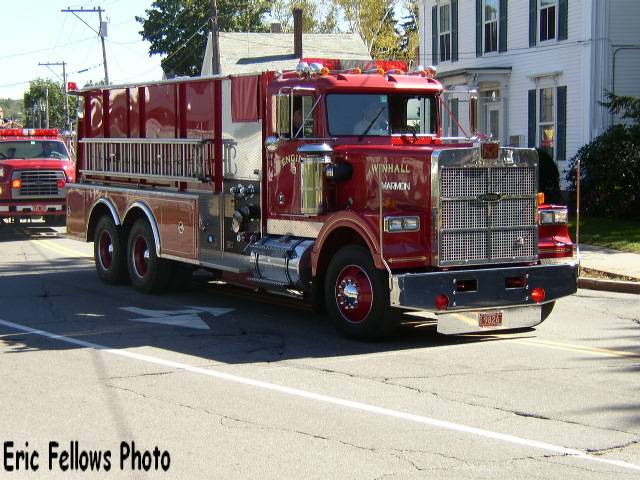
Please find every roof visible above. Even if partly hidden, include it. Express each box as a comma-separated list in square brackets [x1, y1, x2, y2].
[271, 73, 444, 94]
[202, 32, 372, 76]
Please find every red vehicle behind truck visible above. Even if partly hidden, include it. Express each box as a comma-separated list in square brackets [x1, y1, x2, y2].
[66, 61, 578, 339]
[0, 128, 75, 225]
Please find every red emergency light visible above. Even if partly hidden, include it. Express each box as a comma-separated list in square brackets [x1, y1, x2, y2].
[0, 128, 59, 137]
[302, 58, 341, 70]
[67, 81, 78, 91]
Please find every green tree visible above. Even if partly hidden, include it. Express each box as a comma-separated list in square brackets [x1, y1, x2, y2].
[334, 0, 401, 59]
[397, 0, 419, 65]
[137, 0, 272, 77]
[23, 79, 78, 131]
[270, 0, 339, 33]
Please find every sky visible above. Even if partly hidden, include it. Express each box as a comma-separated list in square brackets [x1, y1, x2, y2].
[1, 0, 165, 100]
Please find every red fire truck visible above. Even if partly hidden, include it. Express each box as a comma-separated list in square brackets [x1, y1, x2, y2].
[0, 128, 75, 225]
[66, 62, 577, 339]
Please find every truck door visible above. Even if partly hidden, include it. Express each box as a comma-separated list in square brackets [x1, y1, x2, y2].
[267, 93, 317, 217]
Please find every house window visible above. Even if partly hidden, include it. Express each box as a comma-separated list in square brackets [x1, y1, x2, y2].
[439, 3, 451, 62]
[540, 0, 556, 42]
[538, 87, 555, 158]
[484, 0, 498, 53]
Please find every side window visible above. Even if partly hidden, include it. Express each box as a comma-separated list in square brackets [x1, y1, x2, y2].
[276, 94, 291, 138]
[292, 95, 316, 138]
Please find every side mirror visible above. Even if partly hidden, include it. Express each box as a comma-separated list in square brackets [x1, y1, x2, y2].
[265, 136, 280, 152]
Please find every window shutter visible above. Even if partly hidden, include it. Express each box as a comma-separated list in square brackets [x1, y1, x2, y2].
[558, 0, 568, 40]
[476, 0, 482, 57]
[451, 98, 459, 137]
[528, 89, 537, 148]
[499, 0, 508, 52]
[529, 0, 537, 47]
[451, 0, 459, 62]
[432, 5, 439, 65]
[556, 86, 567, 160]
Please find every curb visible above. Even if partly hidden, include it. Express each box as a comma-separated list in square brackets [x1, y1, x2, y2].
[578, 277, 640, 295]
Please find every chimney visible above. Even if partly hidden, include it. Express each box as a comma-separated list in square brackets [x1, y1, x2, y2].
[271, 22, 282, 33]
[293, 8, 303, 59]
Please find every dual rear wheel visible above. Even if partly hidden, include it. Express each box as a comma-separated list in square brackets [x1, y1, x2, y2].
[94, 217, 189, 293]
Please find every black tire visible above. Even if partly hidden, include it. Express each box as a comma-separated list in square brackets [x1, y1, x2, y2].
[126, 219, 172, 293]
[324, 246, 398, 340]
[93, 216, 127, 284]
[541, 301, 556, 322]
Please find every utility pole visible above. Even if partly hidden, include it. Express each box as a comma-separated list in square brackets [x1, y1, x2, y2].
[210, 0, 220, 75]
[39, 61, 69, 130]
[44, 86, 49, 128]
[61, 7, 109, 84]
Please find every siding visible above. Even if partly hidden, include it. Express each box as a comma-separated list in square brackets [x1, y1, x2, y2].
[421, 0, 596, 182]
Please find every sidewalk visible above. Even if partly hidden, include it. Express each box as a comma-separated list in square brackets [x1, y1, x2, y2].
[577, 244, 640, 294]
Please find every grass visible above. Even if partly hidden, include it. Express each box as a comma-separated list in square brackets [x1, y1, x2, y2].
[570, 216, 640, 254]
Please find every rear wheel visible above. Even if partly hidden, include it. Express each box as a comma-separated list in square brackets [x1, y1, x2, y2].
[94, 216, 127, 284]
[324, 246, 398, 340]
[127, 219, 171, 293]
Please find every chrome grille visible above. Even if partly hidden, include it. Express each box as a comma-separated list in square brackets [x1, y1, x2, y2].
[438, 163, 537, 266]
[16, 170, 64, 197]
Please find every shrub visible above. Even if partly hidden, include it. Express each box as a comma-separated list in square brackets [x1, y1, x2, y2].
[566, 92, 640, 219]
[536, 148, 562, 204]
[566, 124, 640, 219]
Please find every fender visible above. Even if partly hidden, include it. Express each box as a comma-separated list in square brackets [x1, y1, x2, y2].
[123, 201, 162, 256]
[311, 211, 384, 276]
[86, 197, 121, 241]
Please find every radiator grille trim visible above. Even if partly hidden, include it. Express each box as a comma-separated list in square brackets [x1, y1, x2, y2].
[432, 148, 539, 267]
[12, 170, 65, 199]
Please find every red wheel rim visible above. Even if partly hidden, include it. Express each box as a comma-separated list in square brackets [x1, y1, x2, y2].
[335, 265, 373, 323]
[98, 231, 113, 269]
[132, 235, 149, 278]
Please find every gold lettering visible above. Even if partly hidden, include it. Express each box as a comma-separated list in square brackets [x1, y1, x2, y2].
[369, 163, 411, 176]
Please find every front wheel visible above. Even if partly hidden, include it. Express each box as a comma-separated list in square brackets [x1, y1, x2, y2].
[127, 219, 171, 293]
[324, 246, 398, 340]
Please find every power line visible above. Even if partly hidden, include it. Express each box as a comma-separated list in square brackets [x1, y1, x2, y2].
[62, 7, 110, 84]
[0, 36, 95, 60]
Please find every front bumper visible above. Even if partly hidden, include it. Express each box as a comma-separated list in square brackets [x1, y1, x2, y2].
[0, 201, 65, 217]
[390, 262, 578, 334]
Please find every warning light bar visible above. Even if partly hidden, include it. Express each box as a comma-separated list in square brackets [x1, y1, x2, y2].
[0, 128, 59, 137]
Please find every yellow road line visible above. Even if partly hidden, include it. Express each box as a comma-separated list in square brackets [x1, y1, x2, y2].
[515, 338, 640, 359]
[36, 239, 93, 260]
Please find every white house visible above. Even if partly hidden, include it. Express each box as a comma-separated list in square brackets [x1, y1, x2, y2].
[419, 0, 640, 179]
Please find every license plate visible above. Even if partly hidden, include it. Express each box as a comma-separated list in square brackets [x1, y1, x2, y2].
[478, 311, 503, 327]
[33, 205, 46, 213]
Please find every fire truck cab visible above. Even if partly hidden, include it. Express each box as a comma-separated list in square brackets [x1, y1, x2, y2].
[0, 128, 75, 225]
[66, 62, 578, 339]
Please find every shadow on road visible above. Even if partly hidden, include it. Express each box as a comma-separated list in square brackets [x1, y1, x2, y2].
[0, 255, 522, 367]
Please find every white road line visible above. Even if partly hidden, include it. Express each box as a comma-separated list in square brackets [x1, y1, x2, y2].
[1, 318, 638, 473]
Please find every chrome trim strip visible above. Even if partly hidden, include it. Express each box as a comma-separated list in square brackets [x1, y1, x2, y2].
[80, 170, 209, 183]
[80, 138, 211, 145]
[124, 201, 161, 255]
[266, 219, 323, 238]
[67, 183, 199, 200]
[92, 197, 121, 226]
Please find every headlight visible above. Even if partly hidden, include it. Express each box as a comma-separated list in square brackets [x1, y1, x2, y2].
[384, 216, 420, 232]
[539, 208, 568, 225]
[0, 167, 5, 179]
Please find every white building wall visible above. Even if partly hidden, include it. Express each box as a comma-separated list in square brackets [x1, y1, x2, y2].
[420, 0, 601, 181]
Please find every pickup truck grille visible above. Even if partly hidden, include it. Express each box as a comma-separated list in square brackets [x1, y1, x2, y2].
[15, 170, 65, 198]
[438, 165, 537, 266]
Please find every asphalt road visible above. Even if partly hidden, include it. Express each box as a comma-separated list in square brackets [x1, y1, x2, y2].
[0, 222, 639, 479]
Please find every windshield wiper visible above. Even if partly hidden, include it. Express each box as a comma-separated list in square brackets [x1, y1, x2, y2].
[358, 107, 386, 142]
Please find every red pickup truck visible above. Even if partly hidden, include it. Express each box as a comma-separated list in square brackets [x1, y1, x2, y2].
[0, 128, 75, 225]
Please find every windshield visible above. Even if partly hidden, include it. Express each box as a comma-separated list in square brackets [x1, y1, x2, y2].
[0, 140, 69, 160]
[326, 93, 438, 137]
